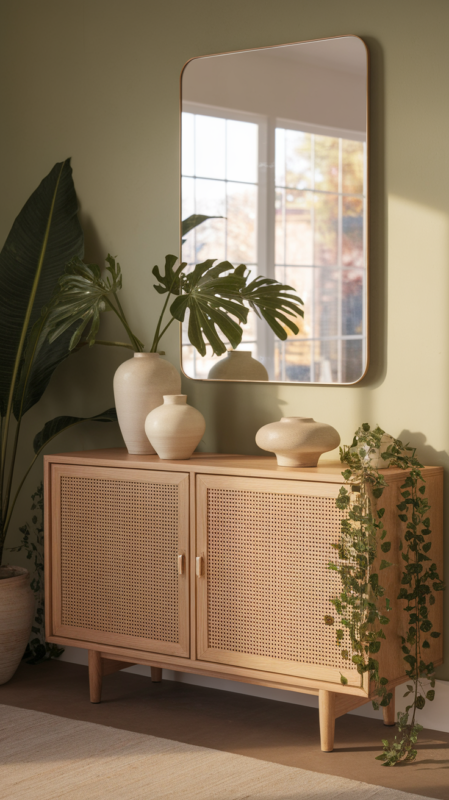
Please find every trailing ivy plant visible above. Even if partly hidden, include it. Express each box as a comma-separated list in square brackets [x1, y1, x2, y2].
[326, 423, 444, 766]
[8, 483, 63, 663]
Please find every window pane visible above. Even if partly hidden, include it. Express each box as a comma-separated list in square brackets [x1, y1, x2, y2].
[283, 267, 313, 339]
[195, 115, 226, 179]
[275, 128, 285, 187]
[314, 339, 338, 383]
[227, 120, 258, 183]
[342, 139, 364, 195]
[275, 189, 285, 265]
[181, 176, 195, 264]
[285, 129, 312, 190]
[342, 269, 364, 336]
[314, 193, 338, 266]
[342, 339, 363, 383]
[194, 179, 226, 261]
[314, 135, 339, 192]
[314, 268, 339, 339]
[182, 112, 194, 176]
[285, 191, 313, 266]
[342, 196, 364, 267]
[284, 340, 312, 382]
[227, 182, 257, 264]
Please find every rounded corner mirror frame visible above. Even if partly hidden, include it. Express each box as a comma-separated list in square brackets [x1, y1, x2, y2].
[180, 35, 369, 386]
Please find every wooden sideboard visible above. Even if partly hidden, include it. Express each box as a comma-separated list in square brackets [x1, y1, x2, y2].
[44, 449, 443, 751]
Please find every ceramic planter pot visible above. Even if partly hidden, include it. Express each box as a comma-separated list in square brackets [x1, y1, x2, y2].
[144, 395, 206, 460]
[0, 566, 34, 685]
[113, 353, 181, 455]
[256, 416, 341, 467]
[358, 433, 395, 469]
[208, 350, 269, 381]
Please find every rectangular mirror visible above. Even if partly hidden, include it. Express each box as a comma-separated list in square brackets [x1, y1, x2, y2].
[181, 35, 368, 384]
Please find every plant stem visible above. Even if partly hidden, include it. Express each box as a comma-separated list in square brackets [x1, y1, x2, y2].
[74, 340, 135, 351]
[150, 292, 172, 352]
[153, 316, 176, 349]
[104, 294, 143, 352]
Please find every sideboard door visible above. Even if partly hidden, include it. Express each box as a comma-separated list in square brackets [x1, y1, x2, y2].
[196, 474, 363, 689]
[49, 465, 190, 657]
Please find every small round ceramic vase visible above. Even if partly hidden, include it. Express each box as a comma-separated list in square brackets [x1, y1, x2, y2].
[113, 353, 181, 455]
[208, 350, 269, 381]
[255, 416, 341, 467]
[358, 433, 395, 469]
[144, 395, 206, 460]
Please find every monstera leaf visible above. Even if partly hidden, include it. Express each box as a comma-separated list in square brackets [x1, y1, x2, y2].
[152, 254, 186, 296]
[240, 276, 304, 339]
[0, 159, 84, 420]
[170, 260, 248, 356]
[46, 255, 144, 353]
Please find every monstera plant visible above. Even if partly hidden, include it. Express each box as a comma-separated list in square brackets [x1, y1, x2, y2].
[0, 159, 117, 570]
[46, 253, 305, 358]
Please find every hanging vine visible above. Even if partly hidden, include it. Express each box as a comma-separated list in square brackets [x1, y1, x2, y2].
[326, 423, 444, 766]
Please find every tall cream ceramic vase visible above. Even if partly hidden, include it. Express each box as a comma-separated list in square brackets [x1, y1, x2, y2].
[113, 353, 181, 454]
[0, 567, 34, 684]
[144, 395, 206, 460]
[256, 416, 341, 467]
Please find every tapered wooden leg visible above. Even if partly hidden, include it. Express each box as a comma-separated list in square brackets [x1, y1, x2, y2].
[319, 690, 336, 752]
[383, 692, 396, 726]
[151, 667, 162, 682]
[88, 650, 103, 703]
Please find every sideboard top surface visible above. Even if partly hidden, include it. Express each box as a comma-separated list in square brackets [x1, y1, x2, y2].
[44, 449, 443, 484]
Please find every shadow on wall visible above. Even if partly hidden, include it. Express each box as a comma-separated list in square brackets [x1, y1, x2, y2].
[397, 430, 448, 470]
[194, 380, 285, 455]
[359, 35, 387, 391]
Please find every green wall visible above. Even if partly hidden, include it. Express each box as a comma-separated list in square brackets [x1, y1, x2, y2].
[1, 0, 448, 677]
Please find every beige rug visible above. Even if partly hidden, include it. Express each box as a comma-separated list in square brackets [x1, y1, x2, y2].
[0, 704, 434, 800]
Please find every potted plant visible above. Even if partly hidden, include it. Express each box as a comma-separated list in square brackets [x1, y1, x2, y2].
[327, 424, 444, 765]
[0, 160, 117, 683]
[46, 253, 305, 453]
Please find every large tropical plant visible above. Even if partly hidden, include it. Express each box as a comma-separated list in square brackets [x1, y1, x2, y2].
[0, 160, 116, 566]
[46, 254, 305, 358]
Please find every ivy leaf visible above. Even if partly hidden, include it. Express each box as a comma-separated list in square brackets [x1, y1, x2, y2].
[381, 541, 391, 553]
[340, 674, 348, 686]
[380, 560, 393, 571]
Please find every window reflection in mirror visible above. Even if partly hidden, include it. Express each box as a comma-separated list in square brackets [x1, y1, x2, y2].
[181, 36, 368, 384]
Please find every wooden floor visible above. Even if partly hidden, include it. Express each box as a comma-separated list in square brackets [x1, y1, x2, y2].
[1, 660, 449, 799]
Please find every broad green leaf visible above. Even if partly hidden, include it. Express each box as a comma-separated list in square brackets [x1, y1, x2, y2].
[181, 214, 223, 238]
[240, 276, 304, 339]
[170, 260, 248, 356]
[33, 408, 118, 454]
[152, 254, 186, 295]
[0, 160, 83, 418]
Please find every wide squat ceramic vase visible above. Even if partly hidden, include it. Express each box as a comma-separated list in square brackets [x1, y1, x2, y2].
[208, 350, 269, 381]
[145, 395, 206, 460]
[113, 353, 181, 455]
[256, 416, 341, 467]
[0, 566, 34, 685]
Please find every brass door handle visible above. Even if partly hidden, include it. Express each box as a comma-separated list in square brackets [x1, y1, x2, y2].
[196, 555, 203, 577]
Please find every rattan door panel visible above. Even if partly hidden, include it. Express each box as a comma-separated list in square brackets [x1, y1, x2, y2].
[51, 465, 189, 657]
[196, 474, 362, 688]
